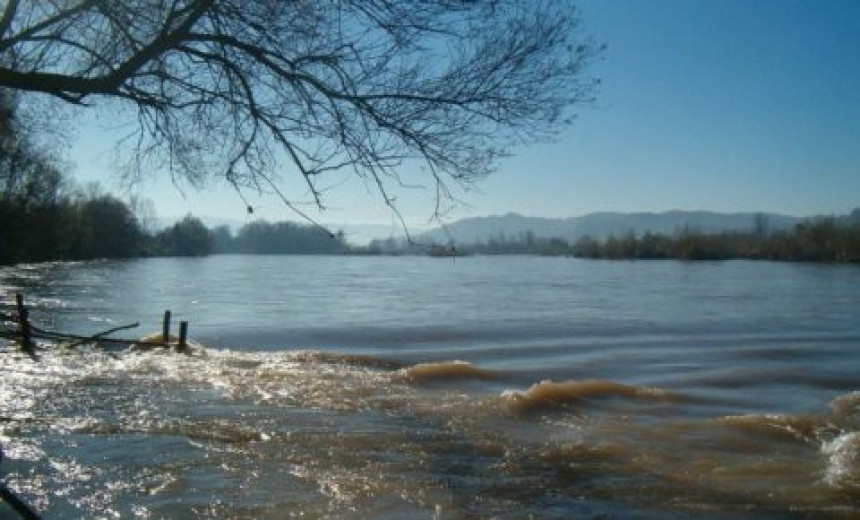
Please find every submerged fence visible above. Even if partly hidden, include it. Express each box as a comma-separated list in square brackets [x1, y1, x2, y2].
[0, 294, 198, 519]
[1, 293, 193, 358]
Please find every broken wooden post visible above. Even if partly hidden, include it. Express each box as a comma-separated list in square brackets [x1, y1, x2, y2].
[178, 321, 188, 352]
[162, 310, 172, 343]
[15, 293, 34, 355]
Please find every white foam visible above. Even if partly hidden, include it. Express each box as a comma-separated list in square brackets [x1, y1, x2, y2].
[831, 391, 860, 419]
[822, 431, 860, 489]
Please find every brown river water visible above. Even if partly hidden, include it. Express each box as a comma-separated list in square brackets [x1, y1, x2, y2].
[1, 256, 859, 519]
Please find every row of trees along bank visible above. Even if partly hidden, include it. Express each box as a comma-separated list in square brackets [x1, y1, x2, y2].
[369, 213, 860, 263]
[1, 90, 354, 265]
[1, 90, 144, 264]
[568, 218, 860, 262]
[1, 196, 356, 264]
[5, 84, 858, 265]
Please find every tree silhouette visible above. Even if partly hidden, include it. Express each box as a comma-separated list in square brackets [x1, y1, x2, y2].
[0, 1, 600, 221]
[157, 214, 212, 256]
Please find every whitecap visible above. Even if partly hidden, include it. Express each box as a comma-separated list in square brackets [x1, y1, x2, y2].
[831, 391, 860, 420]
[822, 431, 860, 489]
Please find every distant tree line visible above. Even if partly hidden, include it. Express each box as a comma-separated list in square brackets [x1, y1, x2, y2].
[368, 213, 860, 263]
[211, 222, 351, 255]
[367, 230, 571, 257]
[5, 92, 859, 265]
[1, 91, 142, 263]
[0, 90, 356, 265]
[568, 217, 860, 262]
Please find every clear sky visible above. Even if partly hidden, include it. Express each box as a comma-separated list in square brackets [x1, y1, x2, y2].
[68, 0, 860, 228]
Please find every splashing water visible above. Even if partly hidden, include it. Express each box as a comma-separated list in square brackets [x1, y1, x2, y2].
[1, 256, 859, 518]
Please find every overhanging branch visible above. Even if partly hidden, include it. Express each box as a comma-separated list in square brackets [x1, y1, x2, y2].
[0, 0, 601, 222]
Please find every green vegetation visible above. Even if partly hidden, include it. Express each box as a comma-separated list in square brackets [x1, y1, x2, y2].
[220, 222, 350, 255]
[0, 94, 353, 265]
[154, 216, 213, 257]
[4, 87, 858, 265]
[569, 219, 860, 262]
[0, 188, 145, 264]
[370, 215, 860, 263]
[1, 92, 141, 263]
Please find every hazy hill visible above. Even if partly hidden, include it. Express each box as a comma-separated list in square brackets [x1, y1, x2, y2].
[417, 211, 806, 244]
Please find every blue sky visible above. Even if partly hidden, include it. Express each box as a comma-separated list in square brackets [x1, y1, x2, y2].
[69, 0, 860, 227]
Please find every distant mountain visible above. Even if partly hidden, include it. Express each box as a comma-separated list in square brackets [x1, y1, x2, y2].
[416, 210, 808, 244]
[417, 213, 575, 244]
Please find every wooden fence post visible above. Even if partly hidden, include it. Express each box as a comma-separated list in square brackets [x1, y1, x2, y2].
[178, 321, 188, 352]
[162, 310, 172, 343]
[15, 293, 34, 355]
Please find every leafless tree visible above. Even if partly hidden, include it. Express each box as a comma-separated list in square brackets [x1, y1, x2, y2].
[0, 0, 601, 227]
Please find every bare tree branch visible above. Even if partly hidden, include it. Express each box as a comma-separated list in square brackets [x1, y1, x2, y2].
[0, 0, 20, 41]
[0, 0, 601, 221]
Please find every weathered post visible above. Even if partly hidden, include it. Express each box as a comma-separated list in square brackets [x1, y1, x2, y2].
[15, 293, 34, 355]
[178, 321, 189, 352]
[162, 310, 172, 343]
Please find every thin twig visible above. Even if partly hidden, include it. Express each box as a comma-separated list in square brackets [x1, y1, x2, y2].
[26, 324, 171, 348]
[62, 321, 140, 349]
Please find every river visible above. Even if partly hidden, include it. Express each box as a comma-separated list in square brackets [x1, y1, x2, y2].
[1, 255, 859, 518]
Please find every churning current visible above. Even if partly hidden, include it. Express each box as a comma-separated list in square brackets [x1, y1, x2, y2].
[1, 256, 859, 519]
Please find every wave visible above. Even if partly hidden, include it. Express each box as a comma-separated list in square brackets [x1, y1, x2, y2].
[395, 360, 498, 383]
[832, 391, 860, 420]
[698, 369, 859, 391]
[709, 390, 860, 492]
[4, 341, 860, 517]
[710, 414, 823, 443]
[712, 390, 860, 441]
[71, 418, 268, 444]
[500, 379, 680, 413]
[289, 350, 404, 370]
